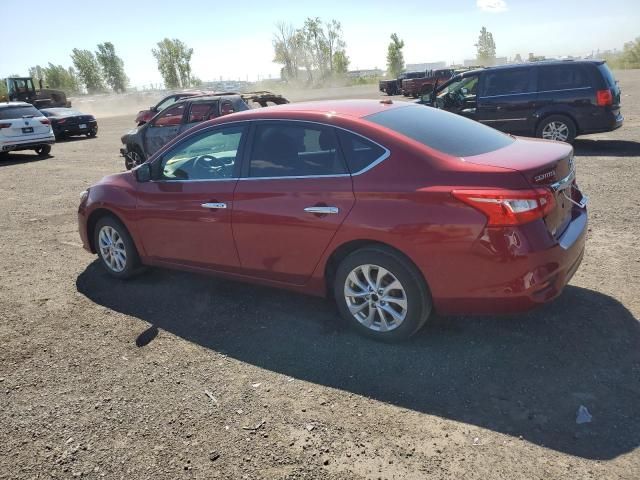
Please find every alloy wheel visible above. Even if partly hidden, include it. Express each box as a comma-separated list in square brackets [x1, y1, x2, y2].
[541, 121, 569, 142]
[98, 225, 127, 273]
[343, 264, 408, 332]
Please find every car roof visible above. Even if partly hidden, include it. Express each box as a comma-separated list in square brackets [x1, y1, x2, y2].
[460, 59, 606, 77]
[0, 101, 33, 108]
[222, 99, 407, 120]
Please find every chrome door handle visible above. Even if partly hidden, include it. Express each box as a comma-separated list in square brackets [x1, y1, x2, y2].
[304, 206, 339, 214]
[201, 202, 227, 209]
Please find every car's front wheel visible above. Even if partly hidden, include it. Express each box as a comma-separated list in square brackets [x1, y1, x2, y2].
[334, 246, 432, 342]
[124, 147, 145, 170]
[94, 216, 142, 279]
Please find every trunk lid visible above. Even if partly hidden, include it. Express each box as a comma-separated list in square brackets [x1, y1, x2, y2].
[463, 137, 577, 238]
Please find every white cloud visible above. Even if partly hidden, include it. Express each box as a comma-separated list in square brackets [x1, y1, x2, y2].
[477, 0, 508, 12]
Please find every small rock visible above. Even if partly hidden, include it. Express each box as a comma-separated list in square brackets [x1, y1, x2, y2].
[323, 459, 330, 465]
[209, 451, 220, 462]
[306, 424, 315, 431]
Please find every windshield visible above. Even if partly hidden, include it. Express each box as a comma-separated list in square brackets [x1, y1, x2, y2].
[437, 75, 478, 98]
[0, 105, 41, 119]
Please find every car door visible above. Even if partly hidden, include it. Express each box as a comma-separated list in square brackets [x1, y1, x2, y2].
[179, 100, 219, 134]
[135, 125, 247, 271]
[232, 121, 355, 285]
[143, 103, 186, 156]
[476, 68, 537, 134]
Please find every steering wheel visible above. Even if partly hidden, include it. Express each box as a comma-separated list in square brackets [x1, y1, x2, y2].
[192, 154, 228, 176]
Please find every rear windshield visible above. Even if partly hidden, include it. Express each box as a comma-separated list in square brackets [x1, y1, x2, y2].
[365, 105, 515, 157]
[597, 63, 617, 88]
[0, 105, 41, 120]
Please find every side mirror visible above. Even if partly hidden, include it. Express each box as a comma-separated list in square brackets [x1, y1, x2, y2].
[135, 163, 151, 183]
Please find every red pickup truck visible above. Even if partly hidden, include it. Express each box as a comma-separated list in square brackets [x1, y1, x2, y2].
[402, 69, 455, 98]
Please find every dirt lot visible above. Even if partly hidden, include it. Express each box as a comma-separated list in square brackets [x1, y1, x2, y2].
[1, 71, 639, 480]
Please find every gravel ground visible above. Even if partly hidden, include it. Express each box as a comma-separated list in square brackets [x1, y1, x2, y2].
[1, 71, 639, 480]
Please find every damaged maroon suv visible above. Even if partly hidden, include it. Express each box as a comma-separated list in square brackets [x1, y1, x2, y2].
[78, 100, 588, 341]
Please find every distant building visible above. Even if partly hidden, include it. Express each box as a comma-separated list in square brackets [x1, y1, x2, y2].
[464, 57, 507, 67]
[347, 69, 384, 79]
[406, 62, 447, 72]
[463, 59, 477, 67]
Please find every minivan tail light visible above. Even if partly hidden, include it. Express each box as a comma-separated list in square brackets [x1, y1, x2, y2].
[40, 119, 51, 125]
[596, 89, 613, 106]
[452, 188, 556, 226]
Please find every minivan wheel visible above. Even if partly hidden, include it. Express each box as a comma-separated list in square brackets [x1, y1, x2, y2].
[537, 115, 576, 143]
[334, 246, 432, 342]
[94, 216, 142, 279]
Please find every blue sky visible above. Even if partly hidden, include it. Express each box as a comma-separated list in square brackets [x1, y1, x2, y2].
[2, 0, 638, 87]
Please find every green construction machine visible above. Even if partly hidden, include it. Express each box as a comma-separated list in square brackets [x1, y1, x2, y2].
[1, 77, 70, 108]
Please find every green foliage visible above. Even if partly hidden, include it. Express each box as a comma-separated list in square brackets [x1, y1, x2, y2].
[26, 63, 82, 94]
[273, 18, 349, 84]
[386, 33, 405, 78]
[71, 49, 106, 94]
[603, 37, 640, 69]
[152, 38, 194, 89]
[475, 27, 496, 66]
[96, 42, 128, 93]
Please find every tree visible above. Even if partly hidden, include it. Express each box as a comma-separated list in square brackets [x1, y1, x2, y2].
[28, 65, 46, 84]
[386, 33, 405, 78]
[71, 49, 105, 93]
[620, 37, 640, 68]
[152, 38, 194, 89]
[272, 18, 348, 83]
[475, 27, 496, 66]
[95, 42, 128, 92]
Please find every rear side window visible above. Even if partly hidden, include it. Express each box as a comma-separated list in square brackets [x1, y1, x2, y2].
[337, 130, 386, 173]
[538, 65, 590, 91]
[481, 69, 533, 96]
[249, 123, 346, 178]
[0, 105, 41, 119]
[597, 63, 617, 88]
[366, 105, 514, 157]
[188, 102, 217, 122]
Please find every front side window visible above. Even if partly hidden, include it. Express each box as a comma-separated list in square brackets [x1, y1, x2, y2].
[337, 130, 386, 173]
[248, 123, 346, 178]
[153, 103, 185, 127]
[159, 126, 245, 180]
[539, 66, 589, 91]
[481, 69, 533, 97]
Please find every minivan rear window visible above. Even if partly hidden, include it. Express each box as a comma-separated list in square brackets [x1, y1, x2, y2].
[0, 106, 41, 120]
[365, 105, 514, 157]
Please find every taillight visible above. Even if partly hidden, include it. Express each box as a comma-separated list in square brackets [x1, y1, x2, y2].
[0, 123, 11, 129]
[596, 89, 613, 106]
[40, 119, 51, 125]
[452, 188, 556, 226]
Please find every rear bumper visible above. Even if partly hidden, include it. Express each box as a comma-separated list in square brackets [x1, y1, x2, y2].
[580, 111, 623, 135]
[53, 121, 98, 137]
[1, 135, 55, 152]
[432, 207, 588, 315]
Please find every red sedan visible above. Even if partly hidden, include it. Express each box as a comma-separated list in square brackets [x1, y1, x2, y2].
[78, 100, 588, 341]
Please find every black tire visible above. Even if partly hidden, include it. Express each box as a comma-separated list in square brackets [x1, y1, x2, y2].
[536, 114, 577, 144]
[87, 129, 97, 138]
[124, 146, 145, 170]
[333, 246, 432, 342]
[93, 216, 142, 279]
[35, 145, 51, 157]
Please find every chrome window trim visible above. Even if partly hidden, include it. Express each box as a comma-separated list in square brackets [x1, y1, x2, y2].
[151, 177, 239, 183]
[147, 118, 391, 183]
[478, 86, 592, 100]
[480, 118, 528, 123]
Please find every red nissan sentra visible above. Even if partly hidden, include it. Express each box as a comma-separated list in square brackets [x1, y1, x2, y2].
[78, 100, 588, 341]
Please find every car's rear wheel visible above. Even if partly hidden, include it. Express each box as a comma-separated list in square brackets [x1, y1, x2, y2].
[94, 216, 142, 279]
[87, 129, 97, 138]
[334, 246, 432, 342]
[35, 145, 51, 157]
[537, 115, 576, 143]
